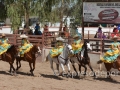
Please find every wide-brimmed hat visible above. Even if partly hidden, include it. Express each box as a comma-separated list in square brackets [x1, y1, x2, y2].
[20, 34, 28, 38]
[111, 35, 118, 40]
[98, 25, 102, 28]
[73, 34, 80, 39]
[113, 25, 117, 28]
[56, 37, 64, 42]
[2, 33, 5, 37]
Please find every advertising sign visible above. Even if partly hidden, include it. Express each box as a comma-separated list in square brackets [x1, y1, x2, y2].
[83, 2, 120, 24]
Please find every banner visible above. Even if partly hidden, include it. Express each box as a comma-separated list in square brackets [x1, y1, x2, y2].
[83, 2, 120, 24]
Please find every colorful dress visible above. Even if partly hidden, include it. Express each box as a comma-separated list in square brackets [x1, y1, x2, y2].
[19, 39, 33, 57]
[0, 38, 11, 55]
[72, 39, 83, 54]
[49, 42, 63, 58]
[100, 42, 120, 63]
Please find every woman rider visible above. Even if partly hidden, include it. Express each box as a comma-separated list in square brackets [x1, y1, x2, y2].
[0, 33, 11, 55]
[19, 34, 33, 57]
[72, 34, 83, 57]
[100, 35, 120, 63]
[50, 37, 64, 58]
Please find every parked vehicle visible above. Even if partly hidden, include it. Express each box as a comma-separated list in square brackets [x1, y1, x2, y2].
[0, 21, 6, 26]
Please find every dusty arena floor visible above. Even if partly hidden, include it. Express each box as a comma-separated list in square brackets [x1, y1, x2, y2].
[0, 59, 120, 90]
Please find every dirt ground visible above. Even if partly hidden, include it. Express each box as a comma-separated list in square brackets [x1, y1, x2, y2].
[0, 58, 120, 90]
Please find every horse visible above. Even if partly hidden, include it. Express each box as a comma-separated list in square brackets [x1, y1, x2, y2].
[1, 45, 18, 74]
[70, 40, 96, 78]
[46, 43, 73, 76]
[97, 55, 120, 78]
[16, 45, 41, 75]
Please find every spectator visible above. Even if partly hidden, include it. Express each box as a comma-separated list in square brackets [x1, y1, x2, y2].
[75, 25, 82, 39]
[97, 25, 106, 38]
[34, 22, 42, 35]
[111, 25, 119, 37]
[62, 25, 69, 37]
[44, 24, 51, 36]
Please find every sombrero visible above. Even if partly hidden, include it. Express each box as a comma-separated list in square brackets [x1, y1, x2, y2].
[73, 34, 79, 39]
[2, 33, 5, 37]
[56, 37, 64, 42]
[20, 34, 28, 38]
[113, 25, 117, 28]
[98, 25, 102, 28]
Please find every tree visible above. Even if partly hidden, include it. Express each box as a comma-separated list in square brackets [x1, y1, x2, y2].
[0, 0, 7, 20]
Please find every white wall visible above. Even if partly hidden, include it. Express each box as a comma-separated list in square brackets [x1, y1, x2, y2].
[0, 26, 114, 35]
[47, 27, 114, 35]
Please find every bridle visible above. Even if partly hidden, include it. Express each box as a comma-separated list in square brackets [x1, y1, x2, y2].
[31, 45, 41, 58]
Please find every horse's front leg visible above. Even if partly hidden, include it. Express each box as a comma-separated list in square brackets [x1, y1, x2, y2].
[88, 63, 96, 78]
[81, 64, 87, 76]
[59, 63, 66, 76]
[66, 62, 71, 77]
[32, 60, 36, 73]
[56, 64, 59, 75]
[50, 60, 56, 76]
[9, 62, 16, 75]
[29, 62, 34, 76]
[16, 57, 21, 70]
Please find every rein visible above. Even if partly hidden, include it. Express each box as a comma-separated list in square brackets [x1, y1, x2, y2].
[59, 55, 68, 65]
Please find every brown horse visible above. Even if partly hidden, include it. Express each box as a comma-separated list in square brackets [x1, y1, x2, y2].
[16, 45, 40, 75]
[1, 45, 18, 74]
[98, 55, 120, 78]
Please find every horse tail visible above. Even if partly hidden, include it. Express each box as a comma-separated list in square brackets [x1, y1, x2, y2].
[97, 60, 103, 64]
[45, 54, 49, 62]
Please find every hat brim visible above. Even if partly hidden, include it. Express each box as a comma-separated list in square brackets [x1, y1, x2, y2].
[20, 36, 28, 38]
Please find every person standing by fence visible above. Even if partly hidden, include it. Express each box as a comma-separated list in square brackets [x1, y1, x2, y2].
[34, 22, 42, 35]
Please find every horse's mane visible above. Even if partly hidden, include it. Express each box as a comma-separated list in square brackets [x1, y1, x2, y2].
[7, 45, 15, 52]
[83, 40, 89, 57]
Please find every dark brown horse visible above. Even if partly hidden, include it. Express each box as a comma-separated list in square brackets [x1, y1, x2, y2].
[1, 45, 18, 74]
[79, 40, 96, 77]
[70, 40, 96, 78]
[98, 55, 120, 78]
[16, 45, 41, 75]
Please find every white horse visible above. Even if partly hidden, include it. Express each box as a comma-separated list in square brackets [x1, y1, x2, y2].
[46, 43, 73, 76]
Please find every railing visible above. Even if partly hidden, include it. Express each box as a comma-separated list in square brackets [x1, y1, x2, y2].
[1, 31, 119, 53]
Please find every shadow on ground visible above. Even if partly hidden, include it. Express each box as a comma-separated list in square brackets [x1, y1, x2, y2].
[40, 74, 64, 80]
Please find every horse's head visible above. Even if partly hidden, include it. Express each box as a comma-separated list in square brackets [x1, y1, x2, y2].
[32, 45, 41, 55]
[83, 40, 92, 52]
[64, 43, 73, 54]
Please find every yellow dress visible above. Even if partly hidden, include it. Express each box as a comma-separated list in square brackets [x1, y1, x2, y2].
[0, 38, 11, 55]
[19, 39, 33, 57]
[100, 42, 120, 63]
[50, 41, 63, 58]
[72, 39, 83, 54]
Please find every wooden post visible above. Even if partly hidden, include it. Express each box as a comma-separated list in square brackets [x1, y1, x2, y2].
[82, 0, 84, 41]
[42, 32, 45, 48]
[88, 30, 89, 40]
[14, 34, 17, 45]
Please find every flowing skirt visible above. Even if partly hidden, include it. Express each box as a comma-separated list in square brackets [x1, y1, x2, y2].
[100, 48, 120, 63]
[0, 43, 11, 55]
[72, 43, 83, 54]
[50, 46, 63, 58]
[19, 43, 33, 57]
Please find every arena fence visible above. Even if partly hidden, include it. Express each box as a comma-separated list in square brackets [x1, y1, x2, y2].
[0, 31, 119, 54]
